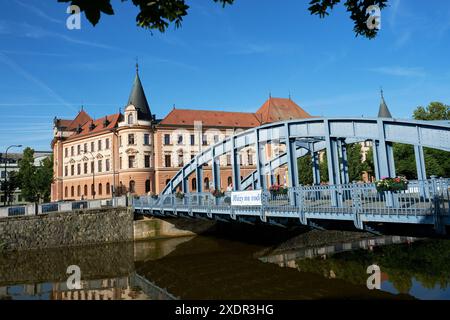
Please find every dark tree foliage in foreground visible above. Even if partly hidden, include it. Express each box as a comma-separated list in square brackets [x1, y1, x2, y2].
[59, 0, 388, 38]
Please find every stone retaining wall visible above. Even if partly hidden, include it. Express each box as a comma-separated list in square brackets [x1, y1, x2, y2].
[0, 207, 133, 252]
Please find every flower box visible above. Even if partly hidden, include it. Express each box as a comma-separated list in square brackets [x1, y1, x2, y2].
[375, 177, 408, 193]
[269, 184, 288, 196]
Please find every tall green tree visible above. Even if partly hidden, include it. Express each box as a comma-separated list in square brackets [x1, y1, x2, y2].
[298, 154, 313, 185]
[413, 102, 449, 121]
[320, 151, 329, 183]
[394, 102, 450, 179]
[58, 0, 388, 38]
[18, 148, 54, 204]
[1, 171, 21, 205]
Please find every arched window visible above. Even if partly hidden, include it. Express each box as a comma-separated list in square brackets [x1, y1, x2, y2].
[65, 186, 68, 198]
[227, 176, 232, 186]
[165, 179, 171, 186]
[192, 178, 197, 191]
[91, 184, 95, 197]
[84, 185, 88, 196]
[106, 183, 110, 195]
[145, 179, 151, 193]
[128, 113, 134, 124]
[277, 175, 280, 185]
[71, 186, 74, 197]
[204, 177, 210, 190]
[129, 180, 135, 193]
[77, 185, 81, 197]
[98, 183, 102, 196]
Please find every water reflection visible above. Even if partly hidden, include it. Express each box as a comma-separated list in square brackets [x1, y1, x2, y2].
[260, 235, 450, 300]
[0, 229, 449, 300]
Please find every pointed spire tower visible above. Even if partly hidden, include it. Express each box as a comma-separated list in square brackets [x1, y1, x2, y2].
[127, 62, 152, 121]
[378, 88, 393, 118]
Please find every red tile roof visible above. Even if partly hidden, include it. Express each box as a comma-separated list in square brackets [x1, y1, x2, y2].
[256, 97, 312, 124]
[67, 110, 92, 130]
[158, 109, 262, 128]
[66, 113, 121, 141]
[158, 97, 313, 128]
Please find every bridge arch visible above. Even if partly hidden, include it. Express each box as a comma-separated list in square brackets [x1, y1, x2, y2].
[162, 117, 450, 196]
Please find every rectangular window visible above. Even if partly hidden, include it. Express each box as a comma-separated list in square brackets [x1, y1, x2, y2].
[105, 159, 110, 171]
[214, 135, 219, 143]
[128, 156, 135, 169]
[165, 155, 171, 167]
[65, 148, 68, 158]
[98, 160, 102, 173]
[83, 143, 87, 153]
[91, 161, 94, 173]
[98, 140, 102, 151]
[119, 136, 122, 147]
[144, 134, 150, 145]
[77, 164, 81, 175]
[65, 166, 68, 176]
[84, 162, 88, 174]
[77, 145, 81, 155]
[145, 155, 150, 168]
[105, 138, 110, 150]
[190, 134, 195, 146]
[128, 134, 135, 145]
[91, 141, 95, 152]
[191, 154, 195, 160]
[71, 146, 74, 156]
[71, 165, 74, 176]
[202, 135, 208, 146]
[227, 154, 231, 166]
[119, 157, 122, 169]
[248, 154, 253, 166]
[164, 134, 171, 145]
[177, 135, 183, 145]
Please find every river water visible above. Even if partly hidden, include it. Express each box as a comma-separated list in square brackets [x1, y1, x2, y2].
[1, 224, 449, 300]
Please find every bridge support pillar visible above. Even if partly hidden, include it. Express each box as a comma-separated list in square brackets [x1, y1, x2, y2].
[255, 129, 267, 190]
[338, 139, 349, 184]
[325, 130, 343, 207]
[311, 148, 320, 186]
[414, 145, 428, 198]
[285, 123, 299, 206]
[212, 156, 221, 191]
[373, 140, 396, 179]
[181, 168, 188, 194]
[196, 163, 203, 193]
[231, 137, 241, 191]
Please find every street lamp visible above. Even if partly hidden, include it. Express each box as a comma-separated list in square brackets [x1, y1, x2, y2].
[3, 144, 22, 206]
[82, 150, 96, 199]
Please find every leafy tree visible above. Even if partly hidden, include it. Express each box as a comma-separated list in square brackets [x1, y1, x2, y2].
[413, 102, 450, 121]
[298, 154, 313, 185]
[393, 102, 450, 179]
[319, 151, 329, 182]
[59, 0, 388, 38]
[18, 148, 37, 203]
[1, 171, 21, 206]
[346, 143, 368, 182]
[17, 148, 54, 204]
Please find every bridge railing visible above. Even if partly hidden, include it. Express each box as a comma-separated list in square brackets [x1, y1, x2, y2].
[134, 178, 449, 218]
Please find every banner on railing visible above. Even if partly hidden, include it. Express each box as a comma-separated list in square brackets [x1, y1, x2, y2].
[231, 190, 262, 206]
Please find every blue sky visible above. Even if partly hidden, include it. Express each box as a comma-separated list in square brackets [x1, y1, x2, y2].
[1, 0, 450, 152]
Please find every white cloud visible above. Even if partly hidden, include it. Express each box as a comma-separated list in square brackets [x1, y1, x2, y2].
[369, 66, 426, 77]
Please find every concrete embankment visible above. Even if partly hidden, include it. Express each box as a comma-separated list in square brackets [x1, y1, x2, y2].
[0, 207, 216, 252]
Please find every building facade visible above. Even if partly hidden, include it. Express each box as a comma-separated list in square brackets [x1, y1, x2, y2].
[51, 68, 312, 201]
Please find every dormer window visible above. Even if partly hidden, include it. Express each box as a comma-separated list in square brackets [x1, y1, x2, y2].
[89, 121, 96, 131]
[76, 124, 82, 134]
[103, 116, 110, 128]
[128, 113, 134, 125]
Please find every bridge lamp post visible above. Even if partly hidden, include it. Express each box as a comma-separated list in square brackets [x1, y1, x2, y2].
[3, 144, 22, 206]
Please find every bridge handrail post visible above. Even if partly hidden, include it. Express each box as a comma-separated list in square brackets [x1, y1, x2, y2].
[430, 175, 445, 234]
[350, 181, 363, 230]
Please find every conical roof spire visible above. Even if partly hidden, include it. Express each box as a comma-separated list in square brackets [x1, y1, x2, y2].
[127, 65, 152, 120]
[378, 88, 392, 118]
